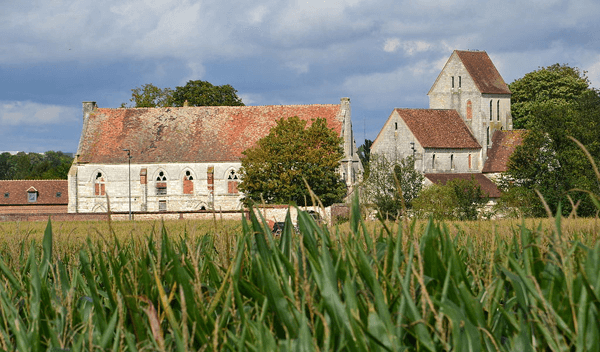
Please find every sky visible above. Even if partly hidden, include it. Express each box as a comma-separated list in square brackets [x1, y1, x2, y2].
[1, 0, 600, 153]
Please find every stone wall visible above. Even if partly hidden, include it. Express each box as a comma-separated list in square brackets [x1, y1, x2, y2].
[69, 162, 243, 213]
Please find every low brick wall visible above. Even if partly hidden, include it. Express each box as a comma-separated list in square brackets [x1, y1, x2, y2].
[0, 210, 248, 222]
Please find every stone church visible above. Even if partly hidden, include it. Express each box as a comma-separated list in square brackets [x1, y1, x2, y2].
[68, 98, 363, 213]
[371, 50, 523, 197]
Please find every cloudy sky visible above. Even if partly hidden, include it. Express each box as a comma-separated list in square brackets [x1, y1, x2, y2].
[1, 0, 599, 153]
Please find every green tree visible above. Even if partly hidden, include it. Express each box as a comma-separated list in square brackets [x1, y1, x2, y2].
[239, 116, 346, 206]
[171, 80, 244, 107]
[505, 91, 600, 217]
[125, 83, 174, 108]
[413, 177, 487, 220]
[361, 154, 423, 219]
[509, 64, 593, 129]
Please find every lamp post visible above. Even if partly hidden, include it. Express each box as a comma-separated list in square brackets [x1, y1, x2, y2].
[123, 149, 132, 220]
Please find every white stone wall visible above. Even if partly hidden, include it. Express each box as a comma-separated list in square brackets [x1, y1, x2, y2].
[422, 148, 482, 173]
[69, 162, 243, 213]
[371, 110, 425, 167]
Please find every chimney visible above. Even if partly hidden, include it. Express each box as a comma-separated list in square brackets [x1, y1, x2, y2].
[340, 97, 350, 112]
[82, 101, 97, 121]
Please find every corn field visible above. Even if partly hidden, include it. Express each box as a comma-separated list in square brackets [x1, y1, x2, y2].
[0, 199, 598, 351]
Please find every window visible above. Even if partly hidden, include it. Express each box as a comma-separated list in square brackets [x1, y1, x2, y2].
[468, 154, 472, 169]
[3, 192, 8, 198]
[158, 200, 167, 212]
[487, 127, 490, 146]
[94, 172, 106, 196]
[466, 100, 472, 120]
[458, 76, 461, 88]
[451, 76, 455, 88]
[183, 170, 194, 195]
[497, 100, 500, 121]
[489, 100, 493, 121]
[450, 154, 454, 169]
[156, 171, 167, 196]
[56, 192, 61, 197]
[432, 154, 436, 169]
[227, 169, 239, 194]
[28, 192, 37, 203]
[395, 122, 398, 130]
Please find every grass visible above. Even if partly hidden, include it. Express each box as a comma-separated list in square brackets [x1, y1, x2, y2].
[0, 202, 597, 351]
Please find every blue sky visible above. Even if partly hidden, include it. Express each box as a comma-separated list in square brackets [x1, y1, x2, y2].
[1, 0, 599, 153]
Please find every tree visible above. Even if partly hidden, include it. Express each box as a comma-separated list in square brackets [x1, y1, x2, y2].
[504, 63, 600, 217]
[504, 92, 600, 217]
[412, 177, 487, 220]
[123, 80, 244, 108]
[125, 83, 174, 108]
[171, 80, 244, 107]
[239, 116, 346, 207]
[509, 64, 594, 129]
[360, 154, 423, 219]
[0, 151, 73, 180]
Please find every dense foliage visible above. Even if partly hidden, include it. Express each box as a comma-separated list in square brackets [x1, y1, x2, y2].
[0, 151, 72, 180]
[504, 64, 600, 217]
[412, 177, 487, 220]
[239, 116, 346, 206]
[361, 154, 423, 219]
[509, 64, 593, 129]
[0, 197, 598, 351]
[124, 80, 244, 108]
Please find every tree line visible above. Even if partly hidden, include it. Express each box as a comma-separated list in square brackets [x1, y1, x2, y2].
[0, 151, 73, 180]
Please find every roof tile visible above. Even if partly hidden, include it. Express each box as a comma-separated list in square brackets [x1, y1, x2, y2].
[482, 130, 525, 173]
[0, 180, 68, 205]
[455, 50, 511, 95]
[78, 105, 343, 164]
[396, 109, 481, 149]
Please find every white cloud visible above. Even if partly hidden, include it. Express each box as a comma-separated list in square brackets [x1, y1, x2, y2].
[0, 101, 78, 126]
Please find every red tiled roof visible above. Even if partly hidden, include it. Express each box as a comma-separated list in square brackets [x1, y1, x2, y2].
[425, 173, 501, 198]
[0, 180, 68, 205]
[482, 130, 526, 173]
[455, 50, 511, 95]
[396, 109, 481, 149]
[77, 104, 343, 164]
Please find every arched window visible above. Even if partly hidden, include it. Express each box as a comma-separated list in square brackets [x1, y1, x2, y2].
[489, 100, 493, 121]
[497, 100, 500, 121]
[183, 170, 194, 195]
[466, 100, 472, 120]
[94, 172, 106, 196]
[432, 154, 436, 170]
[227, 169, 239, 194]
[468, 154, 472, 169]
[450, 154, 454, 169]
[156, 171, 167, 195]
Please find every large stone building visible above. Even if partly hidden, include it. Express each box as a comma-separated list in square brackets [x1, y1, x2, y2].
[371, 50, 521, 198]
[68, 98, 363, 213]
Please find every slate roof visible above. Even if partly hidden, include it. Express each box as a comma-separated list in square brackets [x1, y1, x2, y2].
[0, 180, 68, 205]
[425, 173, 501, 198]
[395, 109, 481, 149]
[77, 104, 344, 164]
[455, 50, 511, 95]
[482, 130, 526, 173]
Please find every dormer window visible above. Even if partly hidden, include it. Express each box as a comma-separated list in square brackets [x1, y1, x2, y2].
[27, 187, 38, 203]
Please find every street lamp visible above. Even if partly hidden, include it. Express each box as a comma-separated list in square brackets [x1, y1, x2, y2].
[123, 149, 132, 220]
